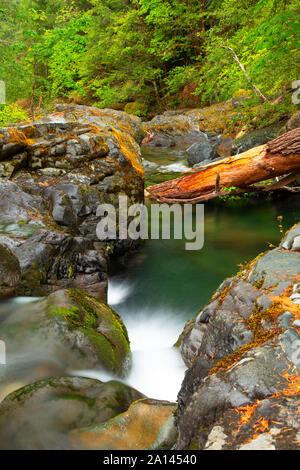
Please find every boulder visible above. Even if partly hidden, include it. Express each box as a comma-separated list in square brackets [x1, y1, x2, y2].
[186, 141, 217, 167]
[71, 398, 177, 450]
[281, 111, 300, 134]
[143, 100, 245, 140]
[203, 395, 299, 450]
[0, 105, 145, 298]
[0, 243, 21, 298]
[145, 133, 175, 149]
[232, 124, 282, 154]
[175, 224, 300, 449]
[0, 288, 131, 392]
[280, 223, 300, 252]
[0, 376, 144, 450]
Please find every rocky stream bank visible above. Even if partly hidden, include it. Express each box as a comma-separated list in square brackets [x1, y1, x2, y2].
[0, 101, 299, 450]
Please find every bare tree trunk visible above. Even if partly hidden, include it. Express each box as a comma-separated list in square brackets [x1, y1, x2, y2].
[224, 46, 268, 103]
[31, 57, 36, 123]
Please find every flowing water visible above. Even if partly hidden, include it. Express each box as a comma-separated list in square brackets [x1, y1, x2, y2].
[75, 193, 300, 401]
[0, 146, 300, 404]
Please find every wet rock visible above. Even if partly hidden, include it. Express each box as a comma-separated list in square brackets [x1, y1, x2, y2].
[142, 158, 160, 173]
[231, 90, 251, 108]
[247, 249, 300, 288]
[71, 398, 177, 450]
[232, 125, 282, 154]
[280, 224, 300, 252]
[179, 280, 258, 368]
[175, 224, 300, 449]
[0, 244, 21, 298]
[175, 343, 296, 449]
[0, 377, 144, 450]
[204, 395, 299, 450]
[143, 100, 244, 140]
[280, 111, 300, 134]
[215, 136, 234, 157]
[0, 288, 131, 385]
[145, 133, 175, 149]
[0, 105, 145, 297]
[0, 180, 45, 225]
[186, 141, 217, 167]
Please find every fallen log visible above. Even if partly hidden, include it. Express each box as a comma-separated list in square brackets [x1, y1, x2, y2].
[147, 128, 300, 203]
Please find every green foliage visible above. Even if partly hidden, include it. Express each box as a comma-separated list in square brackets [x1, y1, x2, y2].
[0, 0, 299, 119]
[0, 103, 28, 126]
[49, 305, 80, 323]
[220, 186, 251, 202]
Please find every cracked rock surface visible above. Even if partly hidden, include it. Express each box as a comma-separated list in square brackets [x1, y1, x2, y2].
[175, 226, 300, 450]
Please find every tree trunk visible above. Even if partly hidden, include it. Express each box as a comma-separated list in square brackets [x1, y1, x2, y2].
[224, 46, 268, 102]
[146, 128, 300, 203]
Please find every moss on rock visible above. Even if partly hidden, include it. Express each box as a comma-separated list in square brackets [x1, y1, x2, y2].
[47, 288, 130, 374]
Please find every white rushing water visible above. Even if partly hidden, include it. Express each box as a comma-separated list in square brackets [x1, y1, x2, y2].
[159, 161, 190, 173]
[73, 280, 187, 402]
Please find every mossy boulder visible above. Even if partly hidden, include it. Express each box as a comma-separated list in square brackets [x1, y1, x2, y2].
[0, 243, 21, 298]
[0, 289, 131, 392]
[0, 376, 144, 450]
[232, 124, 282, 154]
[71, 398, 177, 450]
[203, 395, 299, 450]
[280, 110, 300, 134]
[47, 288, 131, 374]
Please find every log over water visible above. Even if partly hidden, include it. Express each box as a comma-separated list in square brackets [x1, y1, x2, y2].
[147, 128, 300, 203]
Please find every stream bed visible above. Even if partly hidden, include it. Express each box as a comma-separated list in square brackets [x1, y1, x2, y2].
[73, 193, 300, 401]
[0, 145, 300, 403]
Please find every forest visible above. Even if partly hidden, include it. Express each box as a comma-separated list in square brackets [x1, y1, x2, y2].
[0, 0, 299, 454]
[0, 0, 299, 123]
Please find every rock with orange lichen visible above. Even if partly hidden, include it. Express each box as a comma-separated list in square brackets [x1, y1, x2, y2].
[0, 104, 144, 298]
[175, 225, 300, 450]
[142, 100, 245, 144]
[71, 398, 177, 450]
[204, 395, 300, 450]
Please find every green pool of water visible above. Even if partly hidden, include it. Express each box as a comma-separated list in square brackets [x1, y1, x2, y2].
[110, 194, 300, 320]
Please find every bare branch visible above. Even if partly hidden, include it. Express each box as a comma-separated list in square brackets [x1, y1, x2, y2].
[223, 46, 268, 102]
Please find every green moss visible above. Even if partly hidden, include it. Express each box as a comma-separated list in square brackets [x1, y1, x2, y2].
[66, 289, 100, 329]
[54, 394, 96, 408]
[66, 288, 130, 371]
[80, 327, 116, 371]
[188, 438, 199, 450]
[253, 278, 265, 289]
[209, 299, 284, 375]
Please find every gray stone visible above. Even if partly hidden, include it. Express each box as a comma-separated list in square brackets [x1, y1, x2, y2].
[0, 377, 144, 450]
[280, 224, 300, 251]
[0, 105, 144, 297]
[0, 244, 21, 298]
[146, 133, 175, 148]
[186, 141, 216, 167]
[248, 248, 300, 288]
